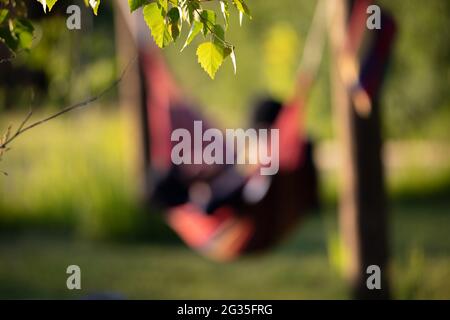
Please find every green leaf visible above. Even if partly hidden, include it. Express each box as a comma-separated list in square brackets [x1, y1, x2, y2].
[36, 0, 59, 12]
[181, 20, 202, 51]
[143, 2, 172, 48]
[182, 0, 200, 25]
[167, 7, 181, 42]
[47, 0, 59, 11]
[89, 0, 101, 15]
[157, 0, 168, 12]
[0, 17, 34, 51]
[220, 0, 230, 29]
[128, 0, 148, 12]
[36, 0, 48, 12]
[212, 24, 225, 44]
[0, 26, 19, 51]
[196, 41, 231, 79]
[200, 10, 216, 36]
[230, 46, 237, 74]
[231, 0, 251, 19]
[14, 18, 35, 50]
[0, 9, 8, 25]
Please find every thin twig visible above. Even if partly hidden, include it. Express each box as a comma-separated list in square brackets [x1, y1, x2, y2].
[0, 57, 136, 153]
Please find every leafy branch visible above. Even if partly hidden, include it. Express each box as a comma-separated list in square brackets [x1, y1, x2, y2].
[0, 0, 251, 79]
[140, 0, 251, 79]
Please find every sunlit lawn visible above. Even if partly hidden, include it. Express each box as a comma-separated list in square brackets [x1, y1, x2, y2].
[0, 110, 449, 299]
[0, 204, 449, 300]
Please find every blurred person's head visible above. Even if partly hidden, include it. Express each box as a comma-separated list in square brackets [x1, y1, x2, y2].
[250, 97, 283, 128]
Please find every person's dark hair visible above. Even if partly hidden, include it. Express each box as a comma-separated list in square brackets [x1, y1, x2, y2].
[251, 98, 283, 128]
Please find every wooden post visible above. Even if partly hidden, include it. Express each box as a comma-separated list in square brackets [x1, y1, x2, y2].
[329, 0, 390, 299]
[113, 2, 152, 200]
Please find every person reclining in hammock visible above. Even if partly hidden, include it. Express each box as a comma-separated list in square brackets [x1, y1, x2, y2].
[141, 68, 319, 260]
[152, 97, 318, 210]
[133, 0, 396, 261]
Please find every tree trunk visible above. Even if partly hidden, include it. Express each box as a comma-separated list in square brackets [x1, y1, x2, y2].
[329, 0, 390, 299]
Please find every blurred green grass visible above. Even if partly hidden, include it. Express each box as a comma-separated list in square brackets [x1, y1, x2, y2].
[0, 108, 174, 242]
[0, 205, 449, 299]
[0, 109, 449, 299]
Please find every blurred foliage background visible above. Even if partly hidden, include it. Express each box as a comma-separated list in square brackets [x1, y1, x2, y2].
[0, 0, 449, 299]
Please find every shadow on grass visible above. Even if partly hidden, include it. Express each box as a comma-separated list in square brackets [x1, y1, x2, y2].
[0, 203, 181, 245]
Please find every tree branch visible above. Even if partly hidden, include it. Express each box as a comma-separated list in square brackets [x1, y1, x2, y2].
[0, 57, 136, 174]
